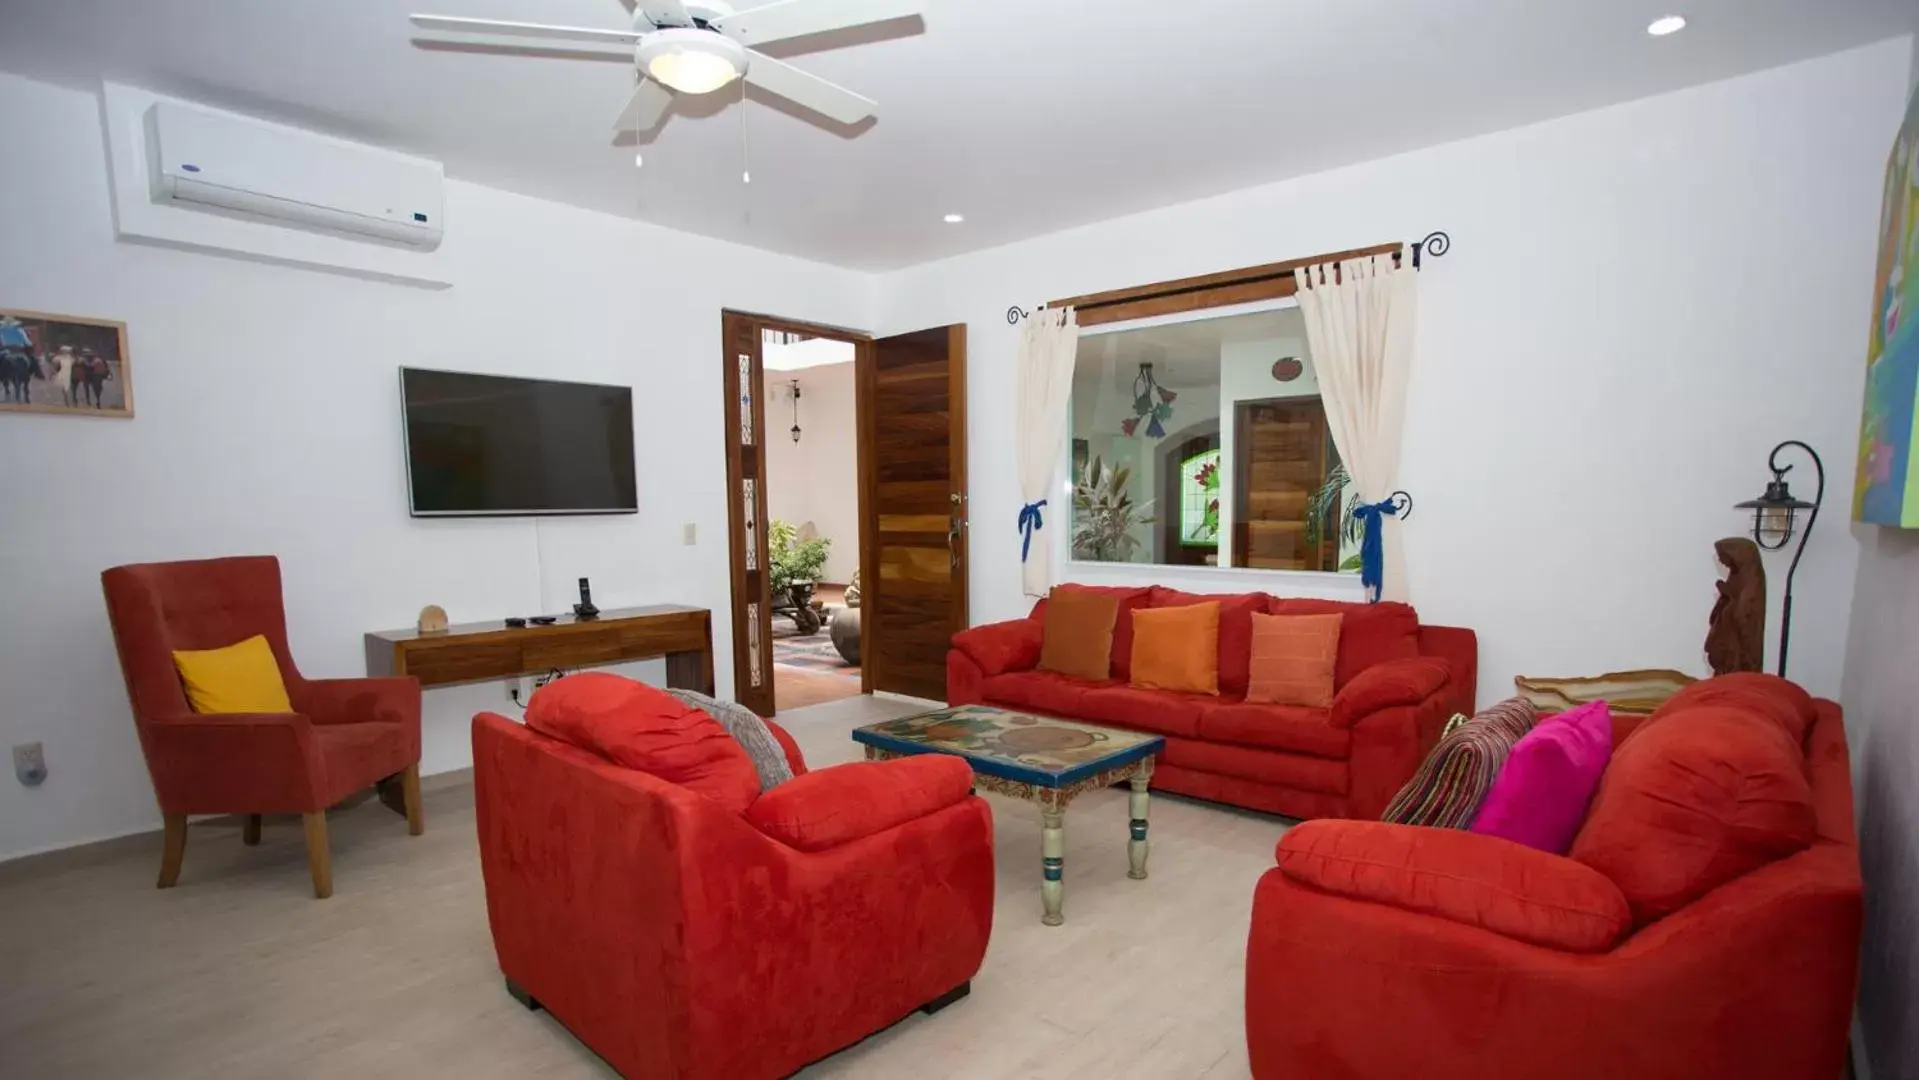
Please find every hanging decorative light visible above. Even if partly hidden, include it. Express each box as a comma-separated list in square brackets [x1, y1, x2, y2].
[1732, 440, 1824, 677]
[789, 379, 802, 443]
[1120, 362, 1177, 438]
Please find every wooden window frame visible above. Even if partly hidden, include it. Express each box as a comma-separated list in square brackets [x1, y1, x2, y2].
[1057, 243, 1397, 575]
[1049, 242, 1402, 327]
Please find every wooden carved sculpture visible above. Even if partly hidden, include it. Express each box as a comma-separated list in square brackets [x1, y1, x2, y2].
[1706, 537, 1767, 675]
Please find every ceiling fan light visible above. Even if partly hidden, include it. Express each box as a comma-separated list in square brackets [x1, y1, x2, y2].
[639, 29, 745, 95]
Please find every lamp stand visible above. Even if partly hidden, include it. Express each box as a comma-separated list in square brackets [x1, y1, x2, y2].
[1768, 440, 1824, 679]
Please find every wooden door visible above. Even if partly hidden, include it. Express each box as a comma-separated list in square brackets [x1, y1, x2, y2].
[859, 325, 968, 702]
[1232, 399, 1333, 571]
[720, 313, 777, 717]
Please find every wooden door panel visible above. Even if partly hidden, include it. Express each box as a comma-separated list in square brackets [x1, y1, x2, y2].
[1233, 398, 1333, 572]
[861, 325, 967, 702]
[720, 314, 777, 716]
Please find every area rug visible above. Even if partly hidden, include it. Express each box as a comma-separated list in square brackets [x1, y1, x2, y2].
[773, 626, 860, 677]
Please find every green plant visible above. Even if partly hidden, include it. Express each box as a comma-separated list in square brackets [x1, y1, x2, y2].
[1304, 462, 1357, 555]
[768, 519, 831, 594]
[1072, 455, 1156, 562]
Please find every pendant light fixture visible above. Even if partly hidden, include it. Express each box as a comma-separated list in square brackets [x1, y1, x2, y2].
[789, 379, 802, 443]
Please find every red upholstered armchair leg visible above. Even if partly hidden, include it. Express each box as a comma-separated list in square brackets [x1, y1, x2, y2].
[302, 812, 333, 899]
[242, 814, 262, 846]
[378, 764, 428, 836]
[157, 813, 188, 889]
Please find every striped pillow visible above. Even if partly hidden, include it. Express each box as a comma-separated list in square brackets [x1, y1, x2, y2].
[1381, 697, 1538, 827]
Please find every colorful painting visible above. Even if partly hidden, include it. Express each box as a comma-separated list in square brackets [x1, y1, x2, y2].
[0, 309, 133, 418]
[1857, 86, 1919, 526]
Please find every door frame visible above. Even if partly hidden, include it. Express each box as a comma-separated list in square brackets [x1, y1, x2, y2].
[719, 310, 876, 715]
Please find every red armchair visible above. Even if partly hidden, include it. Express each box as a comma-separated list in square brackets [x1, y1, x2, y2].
[1244, 682, 1862, 1080]
[472, 710, 995, 1080]
[101, 556, 423, 898]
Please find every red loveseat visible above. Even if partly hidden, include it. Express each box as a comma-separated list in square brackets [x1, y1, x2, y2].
[1245, 675, 1863, 1080]
[471, 710, 995, 1080]
[947, 585, 1477, 820]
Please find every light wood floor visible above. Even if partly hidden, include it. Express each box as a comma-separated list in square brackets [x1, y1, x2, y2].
[0, 694, 1289, 1079]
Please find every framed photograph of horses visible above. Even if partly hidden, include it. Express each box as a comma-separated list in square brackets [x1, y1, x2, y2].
[0, 309, 133, 418]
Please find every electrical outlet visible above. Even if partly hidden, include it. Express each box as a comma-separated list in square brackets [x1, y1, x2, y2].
[13, 742, 47, 787]
[683, 522, 697, 546]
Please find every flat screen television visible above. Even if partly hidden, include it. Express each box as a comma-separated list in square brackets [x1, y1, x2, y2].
[399, 367, 638, 517]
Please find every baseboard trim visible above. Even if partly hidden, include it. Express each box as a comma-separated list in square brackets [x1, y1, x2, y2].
[0, 766, 476, 878]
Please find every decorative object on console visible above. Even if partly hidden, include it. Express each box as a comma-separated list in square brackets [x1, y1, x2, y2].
[1854, 83, 1919, 528]
[573, 577, 600, 620]
[0, 308, 133, 418]
[417, 604, 449, 634]
[1733, 440, 1824, 677]
[1706, 537, 1766, 674]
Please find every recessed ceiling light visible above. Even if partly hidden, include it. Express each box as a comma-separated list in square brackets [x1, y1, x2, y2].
[1647, 15, 1686, 36]
[943, 213, 965, 224]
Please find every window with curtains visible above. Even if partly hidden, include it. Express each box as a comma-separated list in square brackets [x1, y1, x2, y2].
[1068, 304, 1357, 572]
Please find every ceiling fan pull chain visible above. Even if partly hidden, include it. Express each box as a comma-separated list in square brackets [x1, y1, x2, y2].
[739, 76, 752, 224]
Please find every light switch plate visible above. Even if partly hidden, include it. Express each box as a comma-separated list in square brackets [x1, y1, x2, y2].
[682, 522, 697, 545]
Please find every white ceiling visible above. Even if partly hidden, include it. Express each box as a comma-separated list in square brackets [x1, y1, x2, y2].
[1, 1, 1912, 271]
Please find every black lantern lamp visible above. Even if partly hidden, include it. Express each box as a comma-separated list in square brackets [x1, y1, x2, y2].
[788, 379, 802, 443]
[1732, 440, 1824, 678]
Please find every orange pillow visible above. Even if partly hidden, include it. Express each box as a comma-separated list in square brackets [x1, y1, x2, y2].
[1038, 587, 1120, 681]
[1130, 602, 1220, 695]
[1247, 612, 1343, 707]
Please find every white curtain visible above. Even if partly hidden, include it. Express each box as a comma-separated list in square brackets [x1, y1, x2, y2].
[1293, 253, 1418, 603]
[1016, 306, 1079, 597]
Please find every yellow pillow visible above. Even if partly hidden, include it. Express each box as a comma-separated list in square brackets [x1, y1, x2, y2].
[172, 635, 293, 714]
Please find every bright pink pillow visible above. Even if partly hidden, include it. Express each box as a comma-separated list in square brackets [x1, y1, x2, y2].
[1469, 700, 1614, 853]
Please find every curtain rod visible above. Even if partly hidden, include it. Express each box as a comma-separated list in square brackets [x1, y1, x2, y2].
[1006, 231, 1451, 325]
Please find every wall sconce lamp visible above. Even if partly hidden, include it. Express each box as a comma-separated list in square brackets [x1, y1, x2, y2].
[1732, 439, 1824, 678]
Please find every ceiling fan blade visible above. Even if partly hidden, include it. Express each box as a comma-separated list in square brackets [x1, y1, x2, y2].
[410, 14, 643, 45]
[613, 78, 674, 133]
[743, 51, 877, 125]
[639, 2, 694, 29]
[716, 0, 922, 47]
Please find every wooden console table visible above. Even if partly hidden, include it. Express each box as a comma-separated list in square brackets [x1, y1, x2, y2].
[364, 605, 714, 694]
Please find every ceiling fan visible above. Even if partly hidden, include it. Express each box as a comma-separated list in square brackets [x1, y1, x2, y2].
[410, 1, 921, 133]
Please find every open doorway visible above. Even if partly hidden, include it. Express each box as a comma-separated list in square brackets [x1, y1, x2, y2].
[720, 311, 969, 719]
[763, 332, 864, 710]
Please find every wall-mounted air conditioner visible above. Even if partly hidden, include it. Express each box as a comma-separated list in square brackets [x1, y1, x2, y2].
[144, 101, 444, 250]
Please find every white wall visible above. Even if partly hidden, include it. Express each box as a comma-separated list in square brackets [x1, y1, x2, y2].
[881, 39, 1910, 708]
[0, 72, 875, 861]
[762, 361, 860, 583]
[1841, 32, 1919, 1080]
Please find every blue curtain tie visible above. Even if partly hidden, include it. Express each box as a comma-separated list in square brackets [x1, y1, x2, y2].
[1018, 500, 1047, 563]
[1352, 497, 1403, 604]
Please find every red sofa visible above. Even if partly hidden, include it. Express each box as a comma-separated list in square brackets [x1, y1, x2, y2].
[947, 585, 1476, 820]
[471, 710, 995, 1080]
[1245, 675, 1863, 1080]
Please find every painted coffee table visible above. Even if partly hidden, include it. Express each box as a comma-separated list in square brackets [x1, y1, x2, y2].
[852, 704, 1162, 926]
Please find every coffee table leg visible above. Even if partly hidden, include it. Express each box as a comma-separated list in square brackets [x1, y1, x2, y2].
[1040, 806, 1065, 926]
[1128, 773, 1151, 880]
